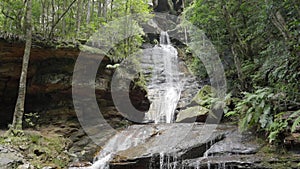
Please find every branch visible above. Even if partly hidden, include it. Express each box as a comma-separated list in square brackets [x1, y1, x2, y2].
[270, 11, 290, 41]
[49, 0, 77, 38]
[1, 10, 14, 20]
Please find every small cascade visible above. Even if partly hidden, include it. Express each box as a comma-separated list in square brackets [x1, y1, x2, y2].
[160, 152, 164, 169]
[160, 31, 170, 45]
[145, 31, 183, 123]
[82, 126, 154, 169]
[157, 152, 178, 169]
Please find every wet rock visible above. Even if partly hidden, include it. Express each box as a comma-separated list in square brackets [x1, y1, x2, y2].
[140, 35, 200, 123]
[176, 106, 210, 123]
[86, 124, 300, 169]
[90, 123, 234, 169]
[0, 145, 25, 168]
[184, 154, 300, 169]
[41, 167, 55, 169]
[69, 161, 92, 167]
[284, 132, 300, 153]
[17, 163, 34, 169]
[203, 130, 260, 156]
[180, 130, 300, 169]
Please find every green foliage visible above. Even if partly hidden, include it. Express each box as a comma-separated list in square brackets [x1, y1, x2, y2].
[0, 0, 151, 42]
[24, 112, 39, 128]
[267, 113, 288, 143]
[192, 85, 234, 119]
[0, 131, 71, 168]
[184, 0, 300, 144]
[290, 110, 300, 133]
[235, 88, 278, 131]
[228, 87, 300, 143]
[186, 54, 208, 79]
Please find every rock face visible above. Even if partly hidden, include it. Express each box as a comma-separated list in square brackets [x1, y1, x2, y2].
[140, 41, 200, 122]
[153, 0, 184, 15]
[182, 130, 300, 169]
[0, 38, 150, 161]
[88, 123, 234, 169]
[90, 124, 300, 169]
[0, 39, 149, 124]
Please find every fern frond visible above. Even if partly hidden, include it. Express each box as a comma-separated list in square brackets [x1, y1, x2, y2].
[289, 109, 300, 133]
[291, 116, 300, 133]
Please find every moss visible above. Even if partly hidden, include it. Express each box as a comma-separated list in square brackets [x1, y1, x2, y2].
[80, 44, 105, 54]
[176, 106, 210, 122]
[256, 144, 300, 168]
[0, 130, 71, 168]
[192, 85, 214, 105]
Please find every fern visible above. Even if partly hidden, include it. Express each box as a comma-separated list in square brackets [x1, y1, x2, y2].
[267, 113, 288, 143]
[289, 110, 300, 133]
[291, 116, 300, 133]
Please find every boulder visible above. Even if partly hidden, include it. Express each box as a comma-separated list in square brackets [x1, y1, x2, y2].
[176, 106, 210, 123]
[0, 145, 25, 169]
[192, 85, 213, 105]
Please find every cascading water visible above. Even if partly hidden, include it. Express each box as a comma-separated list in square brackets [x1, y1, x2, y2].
[145, 31, 183, 123]
[71, 126, 155, 169]
[73, 31, 184, 169]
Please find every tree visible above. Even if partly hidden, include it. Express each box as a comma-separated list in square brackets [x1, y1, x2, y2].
[8, 0, 32, 133]
[184, 0, 300, 143]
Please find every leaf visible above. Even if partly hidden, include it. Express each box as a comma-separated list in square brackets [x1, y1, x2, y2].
[225, 111, 237, 117]
[289, 110, 300, 118]
[291, 116, 300, 133]
[263, 105, 271, 115]
[268, 130, 279, 143]
[259, 114, 268, 128]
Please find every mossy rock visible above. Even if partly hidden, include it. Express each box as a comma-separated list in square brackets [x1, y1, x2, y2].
[176, 106, 210, 123]
[192, 85, 214, 105]
[0, 130, 71, 168]
[80, 44, 105, 54]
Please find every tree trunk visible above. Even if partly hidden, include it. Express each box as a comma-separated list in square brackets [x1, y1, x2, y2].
[222, 2, 246, 90]
[76, 0, 82, 36]
[86, 0, 91, 24]
[41, 0, 46, 38]
[271, 11, 291, 42]
[102, 0, 108, 20]
[110, 0, 113, 20]
[49, 0, 77, 39]
[10, 0, 32, 132]
[231, 46, 245, 90]
[98, 0, 102, 17]
[91, 0, 95, 22]
[62, 0, 66, 35]
[51, 0, 55, 30]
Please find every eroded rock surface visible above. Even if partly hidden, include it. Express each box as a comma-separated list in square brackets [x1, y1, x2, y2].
[85, 123, 300, 169]
[87, 123, 234, 169]
[0, 39, 150, 162]
[0, 145, 26, 168]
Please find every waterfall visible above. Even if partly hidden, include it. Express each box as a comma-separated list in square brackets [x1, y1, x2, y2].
[159, 31, 170, 45]
[146, 31, 182, 123]
[76, 31, 183, 169]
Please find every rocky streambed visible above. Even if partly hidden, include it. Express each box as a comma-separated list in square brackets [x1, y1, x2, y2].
[71, 123, 300, 169]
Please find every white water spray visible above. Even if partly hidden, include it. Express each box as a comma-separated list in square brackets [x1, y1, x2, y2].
[146, 31, 182, 123]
